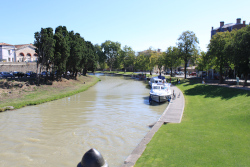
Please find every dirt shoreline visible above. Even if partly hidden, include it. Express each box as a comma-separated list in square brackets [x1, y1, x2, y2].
[0, 75, 99, 111]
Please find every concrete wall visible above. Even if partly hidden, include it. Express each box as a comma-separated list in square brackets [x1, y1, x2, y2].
[0, 62, 37, 73]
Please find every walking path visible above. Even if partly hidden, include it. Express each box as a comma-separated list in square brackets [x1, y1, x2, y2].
[122, 85, 185, 167]
[205, 83, 250, 91]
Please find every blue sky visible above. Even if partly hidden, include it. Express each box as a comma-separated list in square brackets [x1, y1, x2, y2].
[1, 0, 249, 53]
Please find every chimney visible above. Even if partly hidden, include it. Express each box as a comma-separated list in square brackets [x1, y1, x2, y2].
[237, 18, 241, 24]
[243, 21, 246, 25]
[220, 21, 224, 27]
[212, 27, 214, 30]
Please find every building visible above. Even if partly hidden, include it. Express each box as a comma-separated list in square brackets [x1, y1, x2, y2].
[15, 44, 37, 62]
[0, 43, 37, 62]
[0, 43, 16, 62]
[211, 18, 247, 38]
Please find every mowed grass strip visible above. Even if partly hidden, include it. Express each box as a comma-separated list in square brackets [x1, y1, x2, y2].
[135, 80, 250, 167]
[0, 75, 100, 110]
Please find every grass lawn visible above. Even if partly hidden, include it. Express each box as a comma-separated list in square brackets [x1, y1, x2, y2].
[135, 79, 250, 167]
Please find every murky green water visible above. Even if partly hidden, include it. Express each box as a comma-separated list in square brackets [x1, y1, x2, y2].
[0, 74, 168, 167]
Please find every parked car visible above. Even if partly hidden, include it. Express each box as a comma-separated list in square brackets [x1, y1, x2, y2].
[174, 71, 178, 75]
[13, 71, 25, 78]
[41, 71, 50, 76]
[26, 71, 36, 77]
[189, 72, 197, 76]
[179, 71, 184, 75]
[164, 71, 170, 75]
[0, 72, 14, 78]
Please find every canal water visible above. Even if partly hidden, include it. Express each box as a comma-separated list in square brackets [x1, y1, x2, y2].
[0, 74, 168, 167]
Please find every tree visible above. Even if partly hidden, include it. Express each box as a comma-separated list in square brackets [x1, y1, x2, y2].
[120, 45, 136, 72]
[207, 31, 232, 83]
[101, 40, 121, 71]
[232, 25, 250, 86]
[53, 26, 70, 80]
[177, 31, 199, 79]
[135, 53, 149, 73]
[67, 31, 85, 79]
[164, 46, 181, 77]
[94, 44, 106, 70]
[82, 41, 98, 75]
[155, 52, 165, 75]
[34, 27, 55, 83]
[196, 51, 210, 72]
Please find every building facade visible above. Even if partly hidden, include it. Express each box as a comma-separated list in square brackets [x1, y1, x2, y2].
[15, 44, 37, 62]
[0, 43, 16, 62]
[211, 18, 247, 38]
[0, 43, 37, 62]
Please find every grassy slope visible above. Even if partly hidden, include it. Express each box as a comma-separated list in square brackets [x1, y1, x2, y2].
[0, 76, 100, 110]
[136, 80, 250, 167]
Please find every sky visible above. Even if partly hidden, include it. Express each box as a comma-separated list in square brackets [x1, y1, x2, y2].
[1, 0, 249, 53]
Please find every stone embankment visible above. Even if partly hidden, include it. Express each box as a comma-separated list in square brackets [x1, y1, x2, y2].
[122, 85, 185, 167]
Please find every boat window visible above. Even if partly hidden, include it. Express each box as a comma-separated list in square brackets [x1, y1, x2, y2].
[153, 86, 160, 89]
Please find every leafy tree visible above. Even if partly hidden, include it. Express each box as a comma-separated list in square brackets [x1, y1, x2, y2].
[164, 46, 181, 76]
[207, 31, 232, 83]
[101, 40, 121, 71]
[177, 31, 199, 79]
[135, 53, 149, 73]
[232, 25, 250, 86]
[67, 31, 85, 79]
[53, 26, 70, 79]
[94, 44, 106, 70]
[155, 52, 165, 75]
[34, 27, 55, 83]
[82, 41, 98, 75]
[139, 48, 155, 75]
[120, 45, 136, 72]
[196, 51, 210, 72]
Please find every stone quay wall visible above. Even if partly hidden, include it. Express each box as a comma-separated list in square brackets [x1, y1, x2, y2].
[0, 62, 38, 73]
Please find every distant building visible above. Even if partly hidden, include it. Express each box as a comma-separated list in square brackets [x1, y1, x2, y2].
[0, 43, 37, 62]
[0, 43, 16, 62]
[211, 18, 247, 38]
[15, 44, 37, 62]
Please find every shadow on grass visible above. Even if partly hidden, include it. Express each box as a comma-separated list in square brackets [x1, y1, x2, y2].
[184, 83, 250, 100]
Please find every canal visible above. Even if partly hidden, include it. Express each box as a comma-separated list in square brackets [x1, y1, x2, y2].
[0, 74, 168, 167]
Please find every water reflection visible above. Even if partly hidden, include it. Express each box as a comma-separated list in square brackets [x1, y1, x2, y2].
[0, 75, 168, 167]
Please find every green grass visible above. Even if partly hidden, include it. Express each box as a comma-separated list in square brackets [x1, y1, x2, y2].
[0, 76, 100, 110]
[135, 79, 250, 167]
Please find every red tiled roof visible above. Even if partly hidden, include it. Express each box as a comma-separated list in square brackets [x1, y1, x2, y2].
[0, 43, 13, 46]
[15, 44, 33, 48]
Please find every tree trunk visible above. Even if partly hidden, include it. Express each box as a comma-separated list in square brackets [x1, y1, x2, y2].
[244, 74, 248, 87]
[219, 66, 223, 84]
[83, 67, 87, 76]
[184, 61, 187, 79]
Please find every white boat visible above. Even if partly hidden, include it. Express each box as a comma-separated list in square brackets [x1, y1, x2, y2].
[149, 83, 172, 103]
[148, 75, 166, 87]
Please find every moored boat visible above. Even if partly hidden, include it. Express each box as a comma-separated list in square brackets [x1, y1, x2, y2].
[148, 75, 166, 87]
[149, 83, 171, 103]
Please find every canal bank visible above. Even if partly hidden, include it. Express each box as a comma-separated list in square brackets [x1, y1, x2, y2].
[0, 75, 100, 111]
[122, 85, 185, 167]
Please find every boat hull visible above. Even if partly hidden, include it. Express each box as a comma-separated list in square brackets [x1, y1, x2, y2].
[150, 94, 171, 103]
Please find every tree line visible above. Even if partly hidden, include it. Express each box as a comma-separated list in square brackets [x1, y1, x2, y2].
[34, 26, 98, 81]
[34, 25, 249, 86]
[34, 25, 200, 81]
